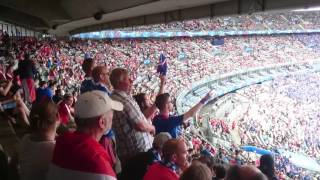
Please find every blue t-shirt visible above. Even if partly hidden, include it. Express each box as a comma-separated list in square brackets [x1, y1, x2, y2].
[36, 87, 53, 102]
[80, 79, 111, 95]
[152, 115, 184, 138]
[92, 82, 111, 95]
[80, 79, 95, 94]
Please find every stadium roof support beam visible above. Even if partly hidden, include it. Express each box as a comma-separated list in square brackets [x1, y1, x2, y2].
[67, 0, 320, 35]
[0, 5, 49, 31]
[2, 0, 317, 35]
[0, 0, 71, 30]
[1, 0, 319, 35]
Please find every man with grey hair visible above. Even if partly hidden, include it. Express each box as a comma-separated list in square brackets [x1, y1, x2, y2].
[148, 132, 172, 162]
[109, 68, 155, 166]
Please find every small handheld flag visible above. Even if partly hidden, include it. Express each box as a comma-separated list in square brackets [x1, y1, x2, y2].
[84, 52, 91, 60]
[157, 53, 168, 76]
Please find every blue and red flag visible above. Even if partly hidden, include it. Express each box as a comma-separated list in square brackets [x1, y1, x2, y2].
[157, 53, 168, 76]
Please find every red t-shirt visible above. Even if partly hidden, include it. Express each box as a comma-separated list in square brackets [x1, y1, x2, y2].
[143, 163, 179, 180]
[58, 102, 69, 125]
[50, 132, 116, 179]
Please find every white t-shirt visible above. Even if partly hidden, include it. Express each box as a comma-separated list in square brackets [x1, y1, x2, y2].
[18, 134, 55, 180]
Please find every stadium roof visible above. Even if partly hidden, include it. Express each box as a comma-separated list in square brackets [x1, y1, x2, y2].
[0, 0, 319, 36]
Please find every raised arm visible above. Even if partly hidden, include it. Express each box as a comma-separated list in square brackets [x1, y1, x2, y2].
[145, 75, 166, 121]
[158, 75, 166, 95]
[183, 91, 212, 121]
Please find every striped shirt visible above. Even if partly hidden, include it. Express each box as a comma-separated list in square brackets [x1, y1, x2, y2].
[110, 90, 153, 160]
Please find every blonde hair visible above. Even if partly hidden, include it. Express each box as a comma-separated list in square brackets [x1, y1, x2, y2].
[92, 66, 106, 82]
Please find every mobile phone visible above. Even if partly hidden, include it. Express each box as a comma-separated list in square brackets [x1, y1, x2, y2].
[1, 102, 16, 110]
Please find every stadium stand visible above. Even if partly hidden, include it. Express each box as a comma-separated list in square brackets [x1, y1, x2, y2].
[2, 9, 320, 180]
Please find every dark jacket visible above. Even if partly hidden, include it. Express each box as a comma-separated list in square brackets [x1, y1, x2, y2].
[17, 59, 36, 79]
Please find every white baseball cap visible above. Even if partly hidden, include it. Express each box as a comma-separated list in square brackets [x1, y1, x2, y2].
[75, 90, 123, 119]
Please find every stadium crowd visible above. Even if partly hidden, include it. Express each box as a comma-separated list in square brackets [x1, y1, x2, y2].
[200, 73, 320, 179]
[117, 11, 320, 32]
[235, 73, 320, 159]
[1, 16, 320, 179]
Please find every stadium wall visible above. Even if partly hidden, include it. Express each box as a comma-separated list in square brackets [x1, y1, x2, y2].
[74, 29, 320, 39]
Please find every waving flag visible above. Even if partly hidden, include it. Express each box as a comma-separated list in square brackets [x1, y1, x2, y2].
[157, 53, 168, 76]
[84, 52, 91, 60]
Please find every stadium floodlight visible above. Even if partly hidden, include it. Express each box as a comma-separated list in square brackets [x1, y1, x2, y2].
[292, 6, 320, 12]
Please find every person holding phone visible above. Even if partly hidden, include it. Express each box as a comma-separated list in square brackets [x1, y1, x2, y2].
[0, 79, 30, 126]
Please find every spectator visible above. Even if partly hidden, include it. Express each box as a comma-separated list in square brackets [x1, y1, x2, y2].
[148, 132, 172, 162]
[0, 80, 30, 126]
[134, 75, 166, 121]
[99, 129, 121, 174]
[226, 165, 267, 180]
[258, 154, 278, 180]
[80, 58, 95, 94]
[212, 165, 227, 180]
[119, 132, 172, 180]
[143, 139, 189, 180]
[4, 63, 15, 80]
[18, 100, 60, 180]
[109, 68, 155, 165]
[197, 155, 214, 171]
[35, 81, 52, 103]
[234, 150, 243, 165]
[47, 80, 57, 96]
[91, 65, 112, 94]
[47, 90, 123, 180]
[180, 161, 212, 180]
[17, 54, 36, 103]
[52, 88, 63, 104]
[90, 66, 120, 173]
[134, 93, 156, 120]
[153, 92, 211, 138]
[0, 79, 13, 97]
[57, 94, 74, 126]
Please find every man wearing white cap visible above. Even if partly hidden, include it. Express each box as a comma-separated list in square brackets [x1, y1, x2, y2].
[47, 90, 123, 180]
